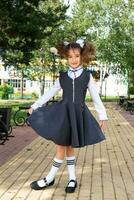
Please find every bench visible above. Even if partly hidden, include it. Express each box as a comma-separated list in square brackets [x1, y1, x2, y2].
[13, 106, 31, 126]
[0, 108, 13, 145]
[125, 100, 134, 115]
[13, 99, 59, 126]
[118, 96, 127, 106]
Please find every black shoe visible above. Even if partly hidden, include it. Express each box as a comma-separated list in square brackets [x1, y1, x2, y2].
[65, 179, 77, 193]
[30, 178, 55, 190]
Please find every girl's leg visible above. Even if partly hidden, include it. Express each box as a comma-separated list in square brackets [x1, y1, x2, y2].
[31, 145, 65, 190]
[66, 146, 76, 180]
[65, 146, 77, 192]
[45, 144, 65, 182]
[66, 145, 75, 157]
[55, 144, 66, 159]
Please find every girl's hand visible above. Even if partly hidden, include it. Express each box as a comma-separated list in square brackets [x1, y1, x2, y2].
[99, 120, 105, 130]
[29, 107, 33, 115]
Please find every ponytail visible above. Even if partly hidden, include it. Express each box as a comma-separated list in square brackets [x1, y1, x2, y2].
[82, 42, 95, 64]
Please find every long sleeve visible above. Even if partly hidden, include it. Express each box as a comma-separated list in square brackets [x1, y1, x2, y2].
[31, 79, 61, 110]
[88, 74, 108, 120]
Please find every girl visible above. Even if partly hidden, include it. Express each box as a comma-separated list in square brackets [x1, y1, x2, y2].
[28, 40, 108, 193]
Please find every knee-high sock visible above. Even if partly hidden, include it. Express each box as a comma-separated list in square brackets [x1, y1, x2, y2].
[66, 156, 76, 187]
[37, 157, 63, 187]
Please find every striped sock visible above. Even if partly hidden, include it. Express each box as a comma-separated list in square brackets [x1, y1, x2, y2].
[66, 156, 76, 187]
[46, 158, 63, 183]
[37, 157, 63, 187]
[46, 157, 63, 183]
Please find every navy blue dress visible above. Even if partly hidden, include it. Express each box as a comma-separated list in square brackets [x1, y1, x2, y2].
[28, 69, 105, 148]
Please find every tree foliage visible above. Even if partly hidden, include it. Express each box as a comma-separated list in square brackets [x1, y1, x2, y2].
[0, 0, 68, 66]
[64, 0, 133, 96]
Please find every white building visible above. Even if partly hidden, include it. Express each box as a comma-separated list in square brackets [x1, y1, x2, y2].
[0, 64, 53, 96]
[101, 74, 128, 96]
[89, 63, 128, 97]
[0, 61, 128, 97]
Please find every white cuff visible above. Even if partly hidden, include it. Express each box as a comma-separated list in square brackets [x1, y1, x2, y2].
[31, 103, 41, 110]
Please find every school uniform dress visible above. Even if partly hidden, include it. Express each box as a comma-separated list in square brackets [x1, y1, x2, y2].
[28, 67, 108, 148]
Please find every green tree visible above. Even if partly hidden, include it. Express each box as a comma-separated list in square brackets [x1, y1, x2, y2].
[0, 0, 68, 66]
[65, 0, 133, 97]
[0, 0, 68, 98]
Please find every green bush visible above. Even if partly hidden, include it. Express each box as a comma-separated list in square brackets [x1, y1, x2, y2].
[0, 83, 14, 99]
[31, 92, 39, 99]
[12, 91, 38, 99]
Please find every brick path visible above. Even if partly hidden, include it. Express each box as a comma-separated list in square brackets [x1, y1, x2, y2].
[0, 103, 134, 200]
[0, 126, 37, 166]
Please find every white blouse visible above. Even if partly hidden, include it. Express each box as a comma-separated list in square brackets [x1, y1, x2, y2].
[31, 67, 108, 120]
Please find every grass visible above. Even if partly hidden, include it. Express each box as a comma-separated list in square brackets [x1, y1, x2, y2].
[0, 99, 34, 108]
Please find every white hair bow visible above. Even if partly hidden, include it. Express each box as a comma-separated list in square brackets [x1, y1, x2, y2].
[76, 39, 85, 48]
[63, 39, 85, 48]
[63, 41, 69, 46]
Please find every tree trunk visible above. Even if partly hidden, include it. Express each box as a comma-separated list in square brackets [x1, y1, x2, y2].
[40, 74, 45, 96]
[20, 70, 24, 99]
[127, 69, 131, 99]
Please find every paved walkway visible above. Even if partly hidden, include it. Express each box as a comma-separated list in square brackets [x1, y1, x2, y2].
[0, 126, 37, 166]
[0, 103, 134, 200]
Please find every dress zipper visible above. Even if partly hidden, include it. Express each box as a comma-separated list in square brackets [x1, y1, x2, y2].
[72, 79, 75, 103]
[72, 71, 76, 103]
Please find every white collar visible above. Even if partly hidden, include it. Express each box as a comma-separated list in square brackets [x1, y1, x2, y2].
[68, 65, 83, 72]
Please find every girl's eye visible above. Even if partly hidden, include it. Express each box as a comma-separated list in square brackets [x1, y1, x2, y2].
[68, 54, 80, 58]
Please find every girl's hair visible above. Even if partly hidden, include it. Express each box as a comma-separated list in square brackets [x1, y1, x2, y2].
[56, 41, 95, 65]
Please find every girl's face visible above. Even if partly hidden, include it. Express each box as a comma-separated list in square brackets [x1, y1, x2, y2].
[67, 48, 81, 68]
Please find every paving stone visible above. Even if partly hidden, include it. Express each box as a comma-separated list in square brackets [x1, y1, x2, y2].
[0, 103, 134, 200]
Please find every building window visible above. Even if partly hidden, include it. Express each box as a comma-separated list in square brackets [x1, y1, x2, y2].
[8, 79, 26, 89]
[45, 80, 53, 89]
